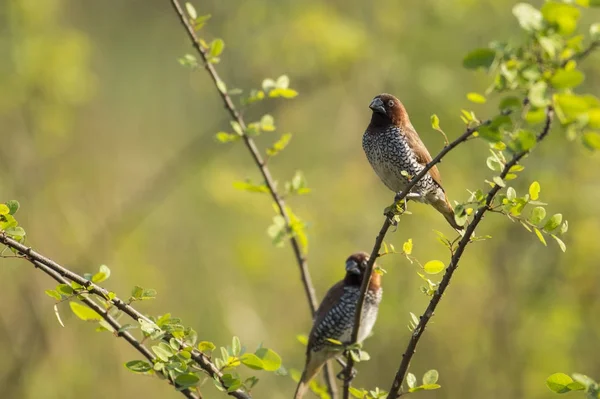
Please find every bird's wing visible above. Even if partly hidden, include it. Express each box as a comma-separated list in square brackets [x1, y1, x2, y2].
[307, 281, 347, 349]
[405, 127, 444, 188]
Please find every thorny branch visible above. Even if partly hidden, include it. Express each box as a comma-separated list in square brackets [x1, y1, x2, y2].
[167, 0, 339, 396]
[341, 113, 507, 399]
[0, 234, 251, 399]
[386, 106, 554, 398]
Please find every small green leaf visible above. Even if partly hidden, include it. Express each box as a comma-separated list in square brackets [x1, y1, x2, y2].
[407, 373, 417, 389]
[467, 92, 486, 104]
[240, 353, 264, 370]
[70, 302, 102, 321]
[544, 214, 563, 231]
[268, 88, 298, 98]
[198, 341, 216, 352]
[513, 3, 543, 31]
[175, 373, 200, 387]
[591, 23, 600, 40]
[551, 235, 566, 252]
[91, 265, 111, 283]
[534, 228, 547, 246]
[403, 239, 413, 255]
[266, 133, 292, 157]
[529, 206, 546, 225]
[551, 69, 584, 89]
[209, 39, 225, 57]
[506, 187, 516, 201]
[5, 226, 26, 237]
[45, 289, 62, 300]
[431, 114, 440, 130]
[499, 96, 522, 111]
[152, 345, 173, 362]
[254, 348, 281, 371]
[582, 132, 600, 150]
[421, 384, 442, 390]
[232, 336, 241, 356]
[529, 181, 541, 200]
[215, 132, 239, 143]
[493, 176, 506, 188]
[423, 369, 439, 385]
[125, 360, 153, 373]
[528, 81, 548, 108]
[57, 284, 74, 296]
[0, 204, 9, 215]
[185, 2, 197, 19]
[276, 75, 290, 88]
[5, 200, 20, 215]
[546, 373, 574, 393]
[463, 48, 496, 70]
[424, 260, 445, 275]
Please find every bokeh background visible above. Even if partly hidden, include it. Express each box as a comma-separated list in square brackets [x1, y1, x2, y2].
[1, 0, 599, 398]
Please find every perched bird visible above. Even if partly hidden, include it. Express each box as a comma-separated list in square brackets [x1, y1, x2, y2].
[294, 252, 382, 399]
[362, 93, 463, 231]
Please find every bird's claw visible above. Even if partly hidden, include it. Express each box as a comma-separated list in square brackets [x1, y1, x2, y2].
[336, 368, 358, 382]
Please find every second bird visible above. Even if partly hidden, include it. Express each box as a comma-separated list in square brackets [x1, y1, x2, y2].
[294, 252, 382, 399]
[362, 93, 463, 231]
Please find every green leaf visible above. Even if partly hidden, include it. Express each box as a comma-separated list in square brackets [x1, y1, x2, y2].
[209, 39, 225, 58]
[529, 181, 541, 200]
[551, 69, 584, 89]
[185, 3, 197, 19]
[215, 132, 239, 143]
[467, 92, 486, 104]
[5, 200, 19, 215]
[528, 81, 548, 108]
[403, 239, 413, 255]
[254, 348, 281, 371]
[260, 114, 275, 131]
[232, 336, 241, 356]
[534, 228, 547, 246]
[240, 353, 264, 370]
[506, 187, 516, 201]
[198, 341, 216, 352]
[57, 284, 74, 296]
[125, 360, 152, 373]
[529, 206, 546, 225]
[70, 302, 102, 321]
[560, 220, 569, 235]
[5, 226, 26, 238]
[175, 373, 200, 388]
[266, 133, 292, 157]
[91, 265, 111, 283]
[544, 214, 563, 231]
[431, 114, 440, 130]
[45, 289, 62, 300]
[509, 129, 537, 153]
[499, 96, 521, 111]
[551, 235, 566, 252]
[407, 373, 417, 389]
[513, 3, 543, 31]
[541, 2, 580, 35]
[152, 345, 173, 362]
[546, 373, 574, 393]
[424, 260, 444, 275]
[423, 369, 439, 385]
[582, 132, 600, 150]
[421, 384, 442, 390]
[276, 75, 290, 89]
[0, 204, 9, 215]
[463, 48, 496, 70]
[493, 176, 506, 188]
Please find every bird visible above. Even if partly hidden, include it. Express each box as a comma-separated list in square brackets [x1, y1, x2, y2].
[362, 93, 463, 231]
[294, 252, 383, 399]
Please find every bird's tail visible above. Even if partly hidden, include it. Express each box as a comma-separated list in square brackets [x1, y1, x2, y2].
[294, 353, 329, 399]
[433, 194, 464, 232]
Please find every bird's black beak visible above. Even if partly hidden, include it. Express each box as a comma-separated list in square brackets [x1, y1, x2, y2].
[345, 259, 361, 275]
[369, 97, 386, 115]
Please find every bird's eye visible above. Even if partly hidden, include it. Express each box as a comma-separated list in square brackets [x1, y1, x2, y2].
[387, 99, 394, 107]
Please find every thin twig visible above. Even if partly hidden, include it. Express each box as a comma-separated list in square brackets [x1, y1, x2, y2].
[386, 106, 554, 398]
[341, 114, 503, 397]
[28, 259, 198, 399]
[0, 234, 251, 399]
[167, 0, 338, 396]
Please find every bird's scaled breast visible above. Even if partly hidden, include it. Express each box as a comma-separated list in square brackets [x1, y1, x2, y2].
[362, 129, 416, 192]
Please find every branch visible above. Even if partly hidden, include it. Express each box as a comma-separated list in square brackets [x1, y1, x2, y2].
[0, 233, 251, 399]
[28, 259, 198, 398]
[386, 106, 554, 398]
[341, 113, 505, 398]
[167, 1, 338, 396]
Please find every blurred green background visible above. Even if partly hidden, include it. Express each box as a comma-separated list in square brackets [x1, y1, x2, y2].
[1, 0, 599, 398]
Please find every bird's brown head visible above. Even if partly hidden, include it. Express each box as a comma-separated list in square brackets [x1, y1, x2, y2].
[368, 93, 411, 128]
[344, 252, 381, 290]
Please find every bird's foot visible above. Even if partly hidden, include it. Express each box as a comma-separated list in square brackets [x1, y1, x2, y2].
[336, 367, 358, 382]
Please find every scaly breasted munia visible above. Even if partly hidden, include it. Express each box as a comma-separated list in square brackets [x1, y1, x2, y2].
[294, 252, 382, 399]
[362, 93, 463, 231]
